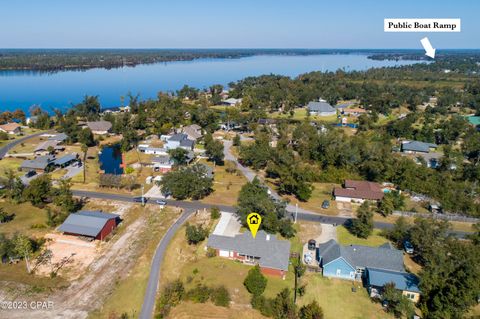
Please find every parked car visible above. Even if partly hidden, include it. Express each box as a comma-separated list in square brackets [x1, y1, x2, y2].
[403, 240, 414, 254]
[321, 200, 330, 209]
[155, 199, 167, 206]
[25, 170, 36, 178]
[133, 197, 147, 203]
[307, 239, 316, 250]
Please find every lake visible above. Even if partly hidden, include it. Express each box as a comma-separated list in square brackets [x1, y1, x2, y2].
[99, 145, 123, 175]
[0, 54, 421, 114]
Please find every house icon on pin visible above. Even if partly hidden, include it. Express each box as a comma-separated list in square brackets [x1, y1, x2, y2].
[248, 214, 260, 224]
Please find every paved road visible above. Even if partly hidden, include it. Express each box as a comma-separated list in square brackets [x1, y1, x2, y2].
[71, 190, 469, 238]
[0, 130, 50, 159]
[138, 208, 195, 319]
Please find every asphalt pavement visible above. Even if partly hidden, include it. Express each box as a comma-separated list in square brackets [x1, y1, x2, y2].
[0, 131, 51, 159]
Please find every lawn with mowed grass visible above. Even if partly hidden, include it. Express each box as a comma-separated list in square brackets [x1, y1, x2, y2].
[0, 201, 50, 237]
[298, 274, 393, 319]
[337, 226, 389, 247]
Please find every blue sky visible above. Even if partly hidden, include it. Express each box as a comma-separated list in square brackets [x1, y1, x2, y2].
[0, 0, 477, 48]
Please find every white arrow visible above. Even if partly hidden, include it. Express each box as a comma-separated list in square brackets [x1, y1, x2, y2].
[420, 37, 436, 59]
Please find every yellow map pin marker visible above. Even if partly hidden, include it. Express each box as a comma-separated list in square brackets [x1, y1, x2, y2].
[247, 213, 262, 238]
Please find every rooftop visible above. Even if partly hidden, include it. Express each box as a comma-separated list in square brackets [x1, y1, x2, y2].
[334, 180, 384, 200]
[20, 155, 55, 170]
[207, 230, 291, 271]
[401, 141, 438, 153]
[53, 153, 77, 166]
[87, 121, 112, 132]
[367, 268, 420, 293]
[58, 210, 119, 238]
[318, 239, 404, 272]
[307, 101, 335, 113]
[0, 122, 21, 132]
[48, 133, 68, 142]
[34, 140, 60, 152]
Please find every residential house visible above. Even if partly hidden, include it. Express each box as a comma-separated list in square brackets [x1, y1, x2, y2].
[48, 133, 68, 143]
[207, 230, 291, 278]
[86, 121, 112, 135]
[58, 210, 120, 241]
[34, 140, 64, 156]
[318, 240, 404, 280]
[53, 153, 78, 168]
[401, 141, 442, 168]
[0, 122, 21, 135]
[152, 155, 174, 173]
[333, 180, 384, 203]
[138, 144, 168, 155]
[221, 98, 242, 106]
[343, 108, 367, 117]
[367, 268, 421, 302]
[20, 155, 56, 173]
[181, 124, 202, 141]
[306, 100, 336, 116]
[165, 133, 195, 151]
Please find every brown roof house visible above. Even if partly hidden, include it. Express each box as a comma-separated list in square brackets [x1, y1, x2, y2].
[181, 124, 202, 141]
[0, 122, 21, 135]
[334, 180, 384, 203]
[86, 121, 112, 135]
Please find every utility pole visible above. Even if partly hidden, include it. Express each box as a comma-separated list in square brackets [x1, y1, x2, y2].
[294, 203, 298, 224]
[141, 184, 145, 206]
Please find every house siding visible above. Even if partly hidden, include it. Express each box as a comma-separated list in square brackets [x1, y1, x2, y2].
[402, 291, 420, 303]
[322, 257, 356, 280]
[214, 249, 284, 278]
[96, 218, 117, 240]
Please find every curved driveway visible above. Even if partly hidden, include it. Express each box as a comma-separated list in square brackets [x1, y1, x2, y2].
[0, 130, 50, 159]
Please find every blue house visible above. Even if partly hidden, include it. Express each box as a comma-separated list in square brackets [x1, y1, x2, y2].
[317, 240, 404, 281]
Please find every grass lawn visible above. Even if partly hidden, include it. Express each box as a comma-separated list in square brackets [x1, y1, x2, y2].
[201, 160, 248, 206]
[88, 207, 181, 319]
[337, 226, 389, 247]
[270, 108, 309, 121]
[0, 158, 24, 176]
[0, 201, 50, 237]
[280, 182, 340, 216]
[298, 274, 393, 319]
[68, 145, 100, 186]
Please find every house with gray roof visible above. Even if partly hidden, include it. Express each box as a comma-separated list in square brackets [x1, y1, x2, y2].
[54, 153, 78, 167]
[58, 210, 120, 240]
[34, 140, 65, 155]
[165, 133, 195, 151]
[182, 124, 202, 141]
[20, 155, 56, 173]
[317, 239, 404, 280]
[86, 121, 112, 135]
[401, 140, 438, 153]
[48, 133, 68, 143]
[306, 100, 336, 116]
[152, 155, 174, 173]
[207, 230, 291, 278]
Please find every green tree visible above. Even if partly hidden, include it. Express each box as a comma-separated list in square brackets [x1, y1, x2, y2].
[168, 148, 189, 166]
[5, 170, 25, 204]
[350, 202, 374, 238]
[156, 280, 185, 318]
[160, 164, 213, 200]
[386, 216, 410, 246]
[0, 208, 10, 223]
[409, 218, 450, 264]
[233, 134, 241, 146]
[185, 223, 208, 245]
[378, 194, 395, 216]
[244, 265, 267, 296]
[299, 300, 324, 319]
[205, 137, 224, 165]
[271, 288, 296, 319]
[210, 206, 221, 219]
[78, 128, 95, 146]
[54, 179, 77, 213]
[211, 286, 231, 307]
[382, 282, 415, 318]
[13, 234, 33, 273]
[23, 174, 52, 206]
[468, 223, 480, 245]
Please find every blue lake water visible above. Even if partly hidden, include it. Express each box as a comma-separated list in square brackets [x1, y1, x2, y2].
[0, 54, 421, 114]
[99, 146, 123, 175]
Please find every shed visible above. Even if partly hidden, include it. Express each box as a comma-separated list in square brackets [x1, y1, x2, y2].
[58, 211, 120, 240]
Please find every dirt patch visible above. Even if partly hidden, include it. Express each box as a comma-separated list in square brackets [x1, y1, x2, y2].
[4, 203, 155, 319]
[169, 301, 267, 319]
[337, 201, 354, 217]
[297, 221, 322, 244]
[34, 234, 98, 280]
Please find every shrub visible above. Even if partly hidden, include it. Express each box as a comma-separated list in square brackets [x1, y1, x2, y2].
[299, 300, 324, 319]
[211, 286, 231, 307]
[206, 247, 217, 258]
[210, 206, 221, 219]
[186, 284, 211, 303]
[155, 280, 185, 318]
[244, 265, 267, 296]
[185, 223, 209, 245]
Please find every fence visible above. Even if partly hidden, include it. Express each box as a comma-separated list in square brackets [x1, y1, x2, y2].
[393, 210, 480, 223]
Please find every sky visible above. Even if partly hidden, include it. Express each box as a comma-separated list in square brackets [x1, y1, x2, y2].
[0, 0, 478, 49]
